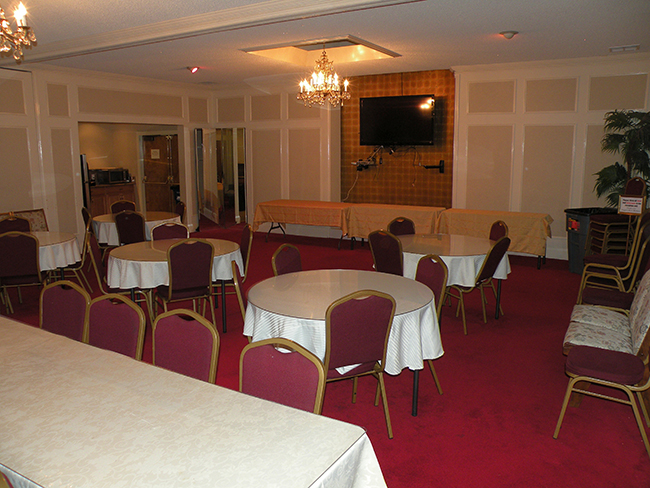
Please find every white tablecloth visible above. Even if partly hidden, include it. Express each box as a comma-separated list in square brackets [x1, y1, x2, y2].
[0, 318, 387, 488]
[33, 231, 81, 271]
[399, 234, 511, 287]
[106, 239, 243, 290]
[244, 269, 443, 375]
[93, 211, 181, 247]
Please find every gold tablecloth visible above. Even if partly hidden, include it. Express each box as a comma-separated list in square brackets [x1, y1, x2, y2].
[436, 209, 553, 256]
[346, 203, 446, 239]
[252, 200, 351, 233]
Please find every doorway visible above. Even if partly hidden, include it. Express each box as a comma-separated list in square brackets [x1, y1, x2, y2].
[209, 128, 246, 227]
[141, 134, 179, 212]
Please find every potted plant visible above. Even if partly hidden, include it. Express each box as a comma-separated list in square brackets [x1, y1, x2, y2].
[594, 110, 650, 206]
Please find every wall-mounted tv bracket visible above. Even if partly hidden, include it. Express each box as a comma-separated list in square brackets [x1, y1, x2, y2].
[423, 160, 444, 173]
[351, 145, 385, 171]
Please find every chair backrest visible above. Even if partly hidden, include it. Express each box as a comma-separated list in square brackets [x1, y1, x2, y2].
[166, 239, 214, 300]
[1, 472, 14, 488]
[81, 206, 92, 228]
[0, 232, 41, 283]
[625, 177, 647, 196]
[114, 210, 146, 245]
[39, 280, 90, 342]
[87, 230, 109, 290]
[324, 290, 396, 374]
[489, 220, 509, 240]
[627, 268, 650, 356]
[232, 260, 246, 322]
[0, 215, 31, 233]
[368, 230, 403, 276]
[151, 222, 190, 240]
[387, 216, 415, 236]
[415, 254, 449, 319]
[111, 200, 136, 214]
[476, 236, 511, 285]
[622, 223, 650, 289]
[84, 294, 146, 360]
[175, 200, 186, 222]
[272, 243, 302, 276]
[240, 338, 326, 414]
[152, 309, 220, 383]
[240, 224, 253, 280]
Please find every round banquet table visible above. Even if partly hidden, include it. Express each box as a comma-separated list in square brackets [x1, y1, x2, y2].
[33, 231, 81, 271]
[244, 269, 442, 374]
[399, 234, 511, 286]
[244, 269, 443, 416]
[92, 211, 181, 247]
[107, 238, 243, 332]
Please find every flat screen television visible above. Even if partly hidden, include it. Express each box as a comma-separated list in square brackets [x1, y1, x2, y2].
[360, 95, 435, 146]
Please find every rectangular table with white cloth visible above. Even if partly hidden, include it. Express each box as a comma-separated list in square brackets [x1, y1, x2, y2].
[92, 211, 181, 247]
[346, 203, 446, 240]
[106, 238, 243, 331]
[0, 317, 387, 488]
[243, 269, 444, 416]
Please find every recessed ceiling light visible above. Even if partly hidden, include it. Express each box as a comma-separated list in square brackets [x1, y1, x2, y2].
[499, 31, 518, 40]
[188, 66, 200, 74]
[609, 44, 640, 54]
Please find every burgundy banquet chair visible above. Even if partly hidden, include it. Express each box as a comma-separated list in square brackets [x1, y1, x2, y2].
[151, 221, 190, 240]
[152, 309, 220, 383]
[114, 210, 146, 245]
[84, 293, 146, 360]
[39, 280, 91, 342]
[110, 200, 136, 214]
[272, 243, 302, 276]
[368, 230, 403, 276]
[489, 220, 508, 240]
[387, 216, 416, 236]
[0, 214, 31, 233]
[325, 290, 397, 438]
[0, 231, 45, 314]
[240, 337, 326, 414]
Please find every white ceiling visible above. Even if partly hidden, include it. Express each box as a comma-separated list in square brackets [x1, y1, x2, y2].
[2, 0, 649, 90]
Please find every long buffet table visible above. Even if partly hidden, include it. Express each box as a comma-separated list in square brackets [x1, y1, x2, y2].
[0, 318, 387, 488]
[253, 200, 552, 257]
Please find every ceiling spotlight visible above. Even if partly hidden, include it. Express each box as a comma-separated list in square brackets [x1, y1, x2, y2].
[499, 31, 518, 40]
[188, 66, 199, 74]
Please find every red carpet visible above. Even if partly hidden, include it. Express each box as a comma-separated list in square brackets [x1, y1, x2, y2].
[7, 218, 650, 487]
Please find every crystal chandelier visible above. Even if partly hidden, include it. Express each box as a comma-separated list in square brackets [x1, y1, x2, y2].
[0, 2, 36, 61]
[297, 50, 350, 108]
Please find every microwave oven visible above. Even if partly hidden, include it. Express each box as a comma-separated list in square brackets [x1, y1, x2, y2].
[89, 168, 130, 185]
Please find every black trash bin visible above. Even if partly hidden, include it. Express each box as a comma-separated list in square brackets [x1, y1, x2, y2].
[565, 207, 618, 274]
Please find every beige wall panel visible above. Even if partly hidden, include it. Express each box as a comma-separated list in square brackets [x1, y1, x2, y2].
[468, 81, 514, 113]
[218, 98, 245, 123]
[188, 97, 208, 123]
[526, 78, 577, 112]
[251, 94, 281, 121]
[47, 84, 69, 117]
[288, 129, 320, 200]
[78, 87, 182, 118]
[51, 129, 77, 233]
[589, 74, 648, 111]
[0, 127, 32, 211]
[466, 126, 513, 211]
[288, 98, 320, 119]
[582, 124, 618, 207]
[522, 126, 574, 237]
[0, 79, 25, 115]
[78, 123, 117, 169]
[251, 129, 282, 205]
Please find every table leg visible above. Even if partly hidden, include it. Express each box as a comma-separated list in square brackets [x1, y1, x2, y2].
[412, 370, 419, 416]
[221, 280, 227, 333]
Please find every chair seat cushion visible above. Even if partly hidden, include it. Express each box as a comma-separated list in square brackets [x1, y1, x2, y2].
[583, 254, 629, 267]
[570, 304, 629, 331]
[566, 345, 644, 385]
[580, 287, 635, 310]
[563, 320, 633, 354]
